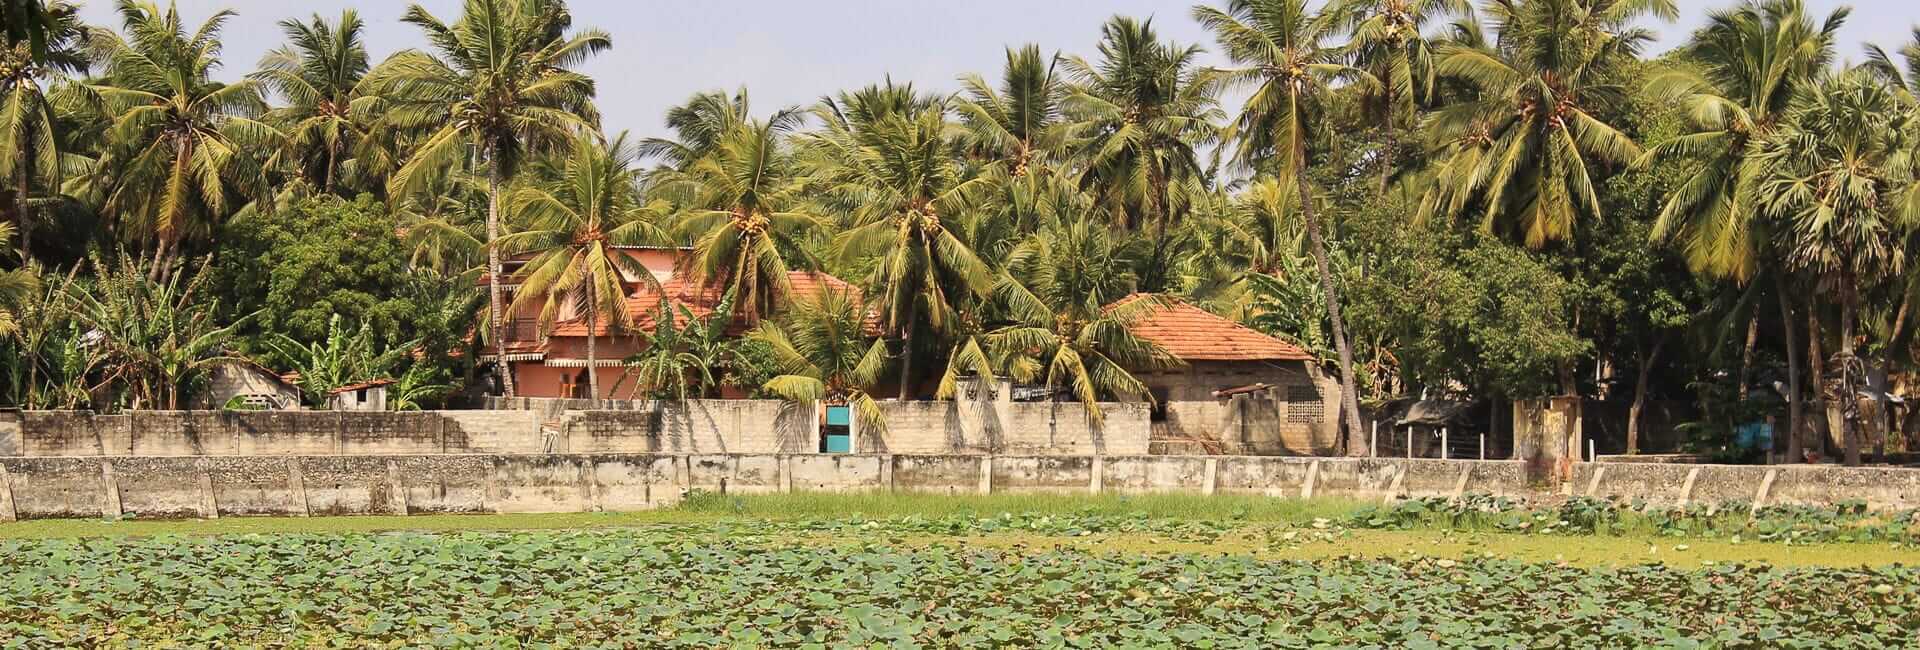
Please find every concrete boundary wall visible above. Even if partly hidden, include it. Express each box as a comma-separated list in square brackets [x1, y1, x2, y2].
[4, 455, 1918, 521]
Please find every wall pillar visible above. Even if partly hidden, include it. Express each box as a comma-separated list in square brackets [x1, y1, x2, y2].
[286, 457, 311, 517]
[1300, 460, 1320, 499]
[1201, 458, 1218, 496]
[978, 456, 993, 495]
[385, 460, 409, 516]
[100, 460, 123, 519]
[1089, 456, 1104, 494]
[195, 471, 219, 519]
[0, 464, 14, 522]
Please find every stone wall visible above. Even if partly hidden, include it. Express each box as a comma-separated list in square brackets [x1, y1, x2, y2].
[1146, 360, 1340, 455]
[7, 454, 1919, 521]
[869, 390, 1151, 456]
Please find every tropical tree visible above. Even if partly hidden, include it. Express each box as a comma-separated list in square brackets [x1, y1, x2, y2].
[1332, 0, 1470, 188]
[985, 219, 1178, 425]
[495, 132, 665, 402]
[0, 0, 82, 260]
[1419, 0, 1673, 247]
[1062, 16, 1221, 289]
[663, 110, 817, 321]
[808, 84, 995, 398]
[1865, 27, 1920, 102]
[1195, 0, 1371, 452]
[251, 10, 389, 195]
[956, 44, 1066, 172]
[371, 0, 610, 398]
[748, 287, 890, 436]
[82, 0, 280, 279]
[623, 288, 735, 400]
[69, 254, 246, 410]
[1636, 0, 1846, 461]
[636, 88, 754, 173]
[1752, 69, 1920, 466]
[267, 312, 412, 406]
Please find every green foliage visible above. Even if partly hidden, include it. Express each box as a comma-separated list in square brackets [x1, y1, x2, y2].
[65, 254, 248, 410]
[210, 194, 418, 360]
[3, 526, 1916, 645]
[1354, 494, 1920, 545]
[624, 288, 736, 400]
[1348, 208, 1588, 398]
[267, 313, 412, 407]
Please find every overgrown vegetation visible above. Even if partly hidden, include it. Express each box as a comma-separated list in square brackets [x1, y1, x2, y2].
[1, 0, 1919, 459]
[3, 520, 1916, 645]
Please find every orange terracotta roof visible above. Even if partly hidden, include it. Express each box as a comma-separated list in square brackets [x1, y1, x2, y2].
[1106, 294, 1314, 362]
[549, 270, 869, 337]
[327, 378, 395, 395]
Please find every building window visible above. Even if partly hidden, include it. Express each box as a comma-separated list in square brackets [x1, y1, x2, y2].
[1150, 388, 1170, 422]
[1286, 385, 1323, 423]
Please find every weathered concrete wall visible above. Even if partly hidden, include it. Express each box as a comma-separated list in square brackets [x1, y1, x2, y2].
[11, 410, 539, 458]
[0, 412, 19, 457]
[5, 454, 1920, 520]
[1147, 361, 1340, 455]
[870, 397, 1151, 456]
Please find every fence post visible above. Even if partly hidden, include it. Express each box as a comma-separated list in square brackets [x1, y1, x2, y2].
[1441, 427, 1449, 460]
[1479, 434, 1486, 461]
[1405, 427, 1413, 459]
[0, 464, 14, 522]
[1369, 421, 1378, 458]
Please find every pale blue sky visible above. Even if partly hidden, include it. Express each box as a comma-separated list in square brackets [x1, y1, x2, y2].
[76, 0, 1918, 139]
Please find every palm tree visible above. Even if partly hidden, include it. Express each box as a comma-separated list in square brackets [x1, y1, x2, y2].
[251, 10, 389, 196]
[661, 110, 817, 321]
[956, 44, 1066, 173]
[749, 287, 891, 437]
[1418, 0, 1672, 247]
[1865, 27, 1920, 102]
[636, 88, 754, 173]
[1331, 0, 1471, 189]
[986, 220, 1179, 425]
[495, 132, 665, 402]
[1195, 0, 1372, 453]
[1753, 69, 1920, 466]
[1636, 0, 1846, 462]
[806, 85, 996, 399]
[370, 0, 610, 399]
[1062, 16, 1222, 290]
[0, 0, 81, 261]
[82, 0, 280, 279]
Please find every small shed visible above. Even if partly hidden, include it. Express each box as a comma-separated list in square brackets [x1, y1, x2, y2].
[328, 379, 395, 412]
[203, 360, 303, 410]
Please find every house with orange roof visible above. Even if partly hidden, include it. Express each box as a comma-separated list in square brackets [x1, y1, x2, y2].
[483, 246, 861, 400]
[1110, 295, 1342, 455]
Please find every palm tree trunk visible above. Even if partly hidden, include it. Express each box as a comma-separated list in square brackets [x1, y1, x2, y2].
[15, 155, 30, 262]
[1378, 116, 1396, 194]
[487, 145, 515, 399]
[1808, 304, 1828, 459]
[1626, 335, 1664, 455]
[1778, 272, 1803, 464]
[1292, 141, 1366, 454]
[1737, 311, 1758, 401]
[1840, 281, 1862, 467]
[898, 297, 918, 400]
[585, 279, 599, 406]
[325, 141, 338, 196]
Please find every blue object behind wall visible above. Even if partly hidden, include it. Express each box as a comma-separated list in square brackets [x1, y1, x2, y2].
[822, 405, 852, 453]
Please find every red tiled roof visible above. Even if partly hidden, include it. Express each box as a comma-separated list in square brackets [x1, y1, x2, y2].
[550, 271, 866, 337]
[1106, 294, 1314, 362]
[327, 378, 395, 395]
